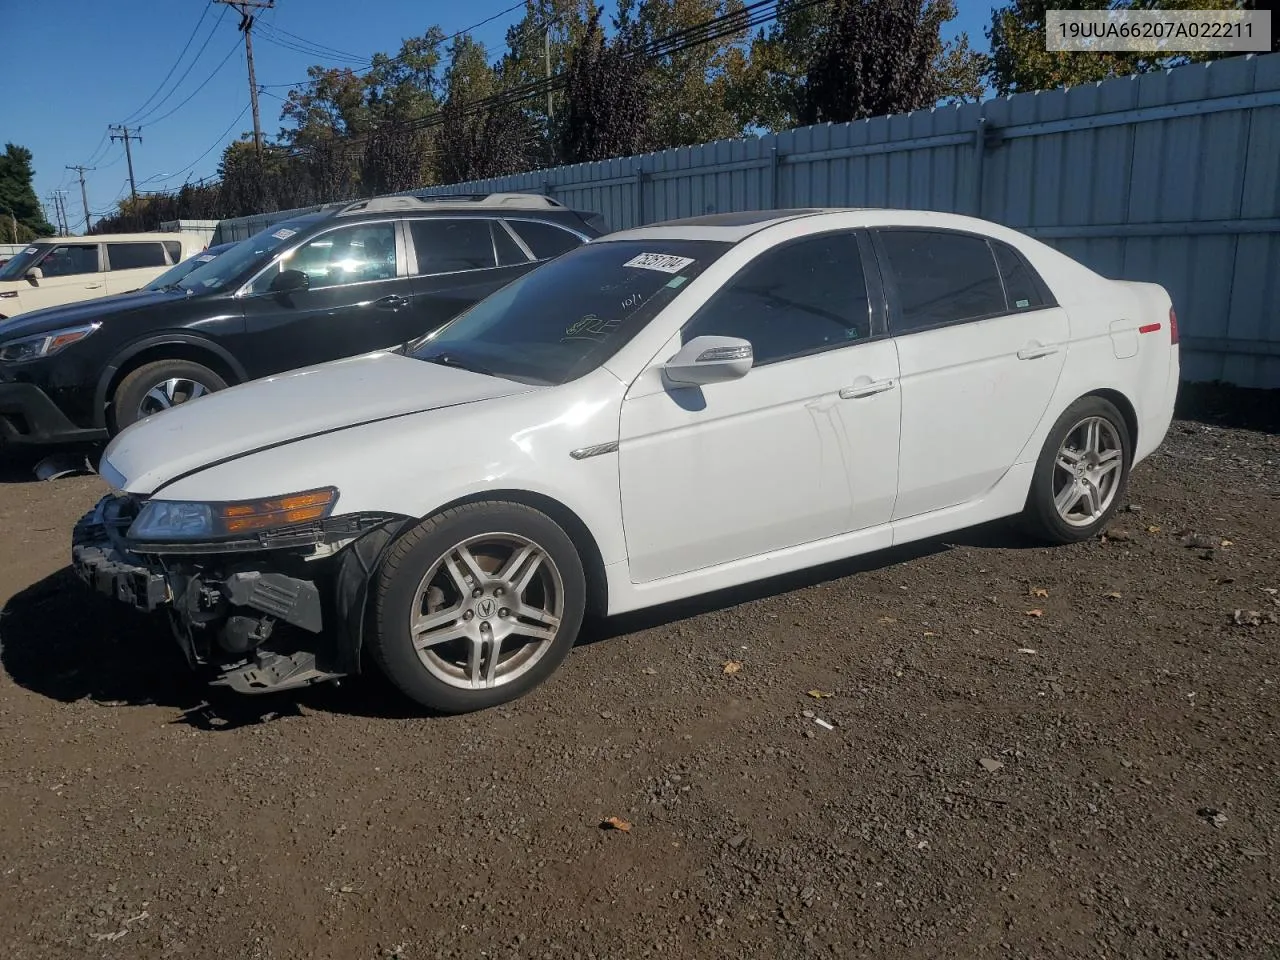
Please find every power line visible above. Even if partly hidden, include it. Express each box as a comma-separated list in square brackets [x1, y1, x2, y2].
[151, 103, 254, 185]
[256, 22, 373, 64]
[136, 39, 243, 129]
[121, 3, 216, 126]
[129, 4, 231, 127]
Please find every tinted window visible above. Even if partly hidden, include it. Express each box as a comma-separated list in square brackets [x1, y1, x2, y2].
[879, 230, 1006, 333]
[681, 232, 871, 365]
[992, 240, 1046, 310]
[409, 239, 729, 386]
[411, 219, 495, 274]
[492, 222, 529, 267]
[507, 219, 582, 260]
[248, 223, 398, 293]
[180, 215, 322, 293]
[162, 240, 182, 262]
[108, 242, 167, 270]
[37, 244, 99, 277]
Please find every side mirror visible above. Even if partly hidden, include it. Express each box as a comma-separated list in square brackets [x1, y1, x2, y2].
[270, 268, 310, 294]
[663, 335, 753, 386]
[24, 267, 42, 285]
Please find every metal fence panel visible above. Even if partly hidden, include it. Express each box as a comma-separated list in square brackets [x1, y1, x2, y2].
[214, 52, 1280, 387]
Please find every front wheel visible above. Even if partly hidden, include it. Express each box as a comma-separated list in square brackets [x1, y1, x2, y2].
[1022, 396, 1132, 544]
[111, 358, 228, 433]
[369, 501, 587, 714]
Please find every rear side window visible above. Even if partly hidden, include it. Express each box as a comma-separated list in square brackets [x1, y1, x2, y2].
[991, 240, 1047, 310]
[681, 231, 871, 365]
[411, 219, 495, 274]
[507, 220, 582, 261]
[491, 222, 529, 267]
[108, 242, 168, 270]
[162, 240, 183, 263]
[38, 244, 100, 277]
[878, 230, 1006, 333]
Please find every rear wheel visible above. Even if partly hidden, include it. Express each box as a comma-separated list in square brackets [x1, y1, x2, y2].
[369, 501, 587, 714]
[1022, 396, 1132, 544]
[111, 358, 228, 433]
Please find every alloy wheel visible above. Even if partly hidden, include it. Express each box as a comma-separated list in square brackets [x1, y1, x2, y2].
[1052, 415, 1124, 527]
[138, 378, 210, 419]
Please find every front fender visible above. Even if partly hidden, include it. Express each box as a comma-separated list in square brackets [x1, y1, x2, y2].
[93, 333, 250, 427]
[330, 517, 412, 675]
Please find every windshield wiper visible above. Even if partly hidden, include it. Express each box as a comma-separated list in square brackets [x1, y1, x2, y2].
[420, 352, 494, 377]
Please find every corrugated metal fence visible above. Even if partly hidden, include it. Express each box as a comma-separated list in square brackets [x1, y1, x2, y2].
[216, 52, 1280, 388]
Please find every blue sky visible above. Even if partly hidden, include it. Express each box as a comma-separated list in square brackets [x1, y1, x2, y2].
[3, 0, 994, 232]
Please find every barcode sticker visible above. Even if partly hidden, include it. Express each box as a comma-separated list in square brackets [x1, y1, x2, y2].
[623, 253, 695, 274]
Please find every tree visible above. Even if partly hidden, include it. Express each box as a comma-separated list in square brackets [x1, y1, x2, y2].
[987, 0, 1249, 96]
[559, 7, 654, 163]
[435, 35, 537, 182]
[801, 0, 971, 125]
[742, 0, 983, 131]
[0, 144, 55, 241]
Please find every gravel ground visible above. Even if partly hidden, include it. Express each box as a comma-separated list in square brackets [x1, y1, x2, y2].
[0, 390, 1277, 959]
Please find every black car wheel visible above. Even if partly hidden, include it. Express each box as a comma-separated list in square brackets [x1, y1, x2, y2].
[111, 359, 228, 432]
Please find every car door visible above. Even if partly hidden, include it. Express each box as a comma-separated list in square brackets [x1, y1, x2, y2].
[618, 230, 902, 584]
[872, 227, 1070, 521]
[402, 218, 534, 341]
[104, 240, 172, 294]
[24, 242, 104, 311]
[238, 220, 413, 378]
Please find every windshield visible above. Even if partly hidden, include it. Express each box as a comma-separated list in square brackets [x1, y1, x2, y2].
[0, 243, 51, 281]
[144, 243, 233, 291]
[408, 239, 730, 386]
[175, 217, 322, 292]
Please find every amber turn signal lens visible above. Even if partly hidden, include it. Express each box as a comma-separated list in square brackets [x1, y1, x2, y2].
[218, 488, 337, 534]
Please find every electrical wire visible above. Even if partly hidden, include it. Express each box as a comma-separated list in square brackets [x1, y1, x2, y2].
[152, 103, 254, 184]
[256, 23, 373, 64]
[120, 4, 216, 126]
[138, 40, 244, 130]
[127, 5, 230, 127]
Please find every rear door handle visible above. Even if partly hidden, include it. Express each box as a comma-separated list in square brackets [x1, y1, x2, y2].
[84, 283, 103, 289]
[1017, 342, 1060, 360]
[840, 378, 896, 399]
[372, 295, 408, 310]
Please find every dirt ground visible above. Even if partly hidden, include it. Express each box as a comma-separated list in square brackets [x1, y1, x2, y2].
[0, 386, 1277, 960]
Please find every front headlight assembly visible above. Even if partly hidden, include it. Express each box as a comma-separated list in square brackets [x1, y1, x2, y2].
[0, 322, 100, 363]
[128, 487, 339, 546]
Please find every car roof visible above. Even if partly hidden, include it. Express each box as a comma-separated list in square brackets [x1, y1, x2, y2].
[598, 208, 1022, 244]
[32, 231, 206, 244]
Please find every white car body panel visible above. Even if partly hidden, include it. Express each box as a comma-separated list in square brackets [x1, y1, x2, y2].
[98, 207, 1180, 621]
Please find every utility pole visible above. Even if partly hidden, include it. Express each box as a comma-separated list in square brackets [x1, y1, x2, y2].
[109, 125, 142, 201]
[57, 191, 71, 235]
[215, 0, 274, 157]
[544, 27, 553, 122]
[65, 164, 95, 233]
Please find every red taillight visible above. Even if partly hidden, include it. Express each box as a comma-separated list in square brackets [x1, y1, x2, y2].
[1168, 306, 1179, 344]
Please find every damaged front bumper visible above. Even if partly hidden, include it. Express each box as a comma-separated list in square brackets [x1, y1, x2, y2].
[71, 494, 408, 695]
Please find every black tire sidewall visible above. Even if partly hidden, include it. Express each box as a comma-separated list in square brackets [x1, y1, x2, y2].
[371, 503, 587, 714]
[1025, 396, 1133, 544]
[112, 359, 228, 432]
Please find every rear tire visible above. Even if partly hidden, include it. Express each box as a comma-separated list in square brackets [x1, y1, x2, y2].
[370, 501, 587, 714]
[111, 359, 228, 433]
[1022, 396, 1132, 545]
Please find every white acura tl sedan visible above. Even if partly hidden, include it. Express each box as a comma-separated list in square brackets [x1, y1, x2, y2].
[73, 207, 1180, 713]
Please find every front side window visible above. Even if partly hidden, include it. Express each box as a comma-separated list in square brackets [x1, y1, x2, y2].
[681, 232, 871, 365]
[410, 219, 495, 274]
[878, 230, 1007, 334]
[409, 239, 730, 386]
[249, 222, 399, 293]
[0, 244, 49, 281]
[107, 242, 167, 270]
[37, 244, 100, 277]
[507, 219, 582, 260]
[181, 215, 323, 293]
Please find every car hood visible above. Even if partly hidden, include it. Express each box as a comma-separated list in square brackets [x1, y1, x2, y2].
[0, 288, 183, 337]
[102, 351, 541, 495]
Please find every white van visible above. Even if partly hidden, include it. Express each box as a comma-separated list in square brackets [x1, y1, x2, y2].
[0, 231, 207, 319]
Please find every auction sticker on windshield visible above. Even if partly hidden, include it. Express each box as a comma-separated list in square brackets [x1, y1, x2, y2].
[623, 253, 696, 274]
[271, 228, 296, 240]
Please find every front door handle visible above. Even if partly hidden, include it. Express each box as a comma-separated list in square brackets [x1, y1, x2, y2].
[372, 295, 408, 310]
[840, 378, 896, 400]
[1017, 342, 1060, 360]
[84, 283, 104, 289]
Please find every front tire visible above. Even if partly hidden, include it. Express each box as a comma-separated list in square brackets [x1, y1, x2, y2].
[111, 358, 228, 433]
[370, 502, 587, 714]
[1022, 396, 1132, 544]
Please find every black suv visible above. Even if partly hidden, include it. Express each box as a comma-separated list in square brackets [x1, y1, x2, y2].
[0, 192, 605, 448]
